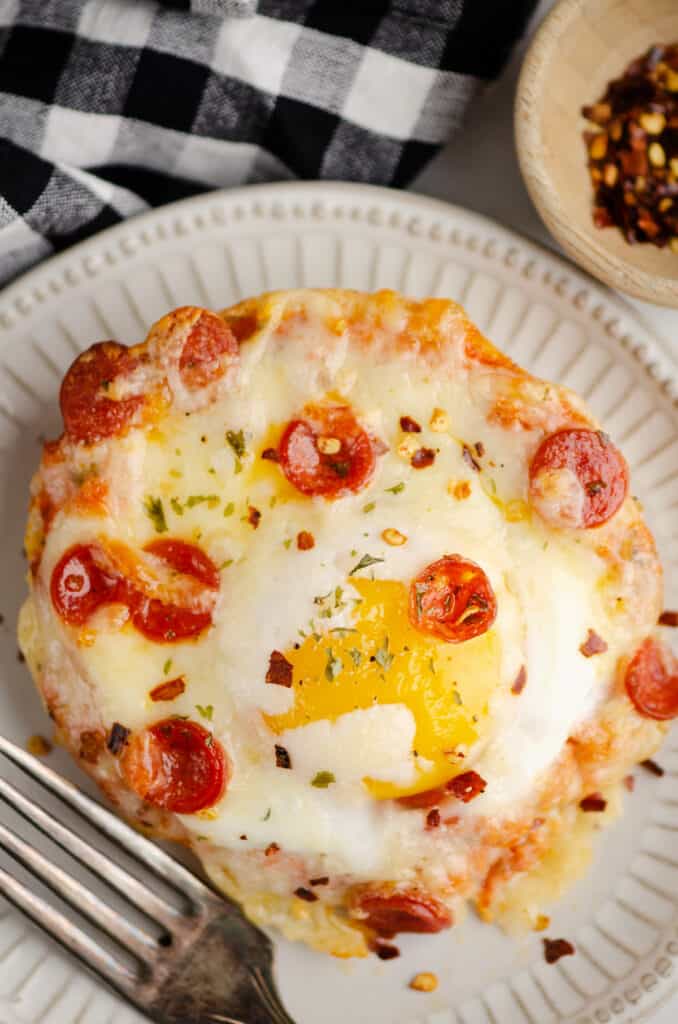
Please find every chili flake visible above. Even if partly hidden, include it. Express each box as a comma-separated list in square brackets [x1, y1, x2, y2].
[543, 937, 575, 964]
[297, 530, 315, 550]
[294, 887, 318, 902]
[399, 416, 421, 433]
[246, 505, 261, 529]
[149, 676, 186, 702]
[266, 650, 293, 687]
[582, 44, 678, 248]
[411, 447, 435, 469]
[265, 842, 280, 856]
[426, 808, 441, 829]
[261, 447, 279, 462]
[580, 792, 607, 812]
[641, 758, 665, 777]
[275, 744, 292, 769]
[461, 444, 480, 472]
[511, 665, 527, 695]
[659, 610, 678, 626]
[579, 629, 608, 657]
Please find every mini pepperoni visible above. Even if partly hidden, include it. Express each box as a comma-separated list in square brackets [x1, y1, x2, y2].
[278, 404, 378, 498]
[529, 428, 628, 529]
[122, 719, 227, 814]
[51, 539, 219, 644]
[60, 342, 142, 445]
[625, 638, 678, 720]
[179, 312, 238, 389]
[409, 555, 497, 643]
[357, 891, 452, 938]
[51, 544, 126, 625]
[133, 540, 220, 643]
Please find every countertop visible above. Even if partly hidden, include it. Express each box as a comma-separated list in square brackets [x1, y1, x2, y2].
[413, 2, 676, 1022]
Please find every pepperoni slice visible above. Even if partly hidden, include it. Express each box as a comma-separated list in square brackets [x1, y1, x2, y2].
[51, 544, 127, 625]
[122, 719, 227, 814]
[131, 540, 219, 644]
[179, 312, 238, 389]
[625, 638, 678, 720]
[409, 556, 497, 643]
[50, 539, 219, 643]
[529, 428, 628, 529]
[278, 404, 378, 498]
[356, 890, 452, 938]
[60, 342, 142, 445]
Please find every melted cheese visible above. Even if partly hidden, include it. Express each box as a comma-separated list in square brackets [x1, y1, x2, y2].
[29, 290, 644, 879]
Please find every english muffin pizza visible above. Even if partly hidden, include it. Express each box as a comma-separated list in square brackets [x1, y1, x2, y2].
[19, 289, 677, 958]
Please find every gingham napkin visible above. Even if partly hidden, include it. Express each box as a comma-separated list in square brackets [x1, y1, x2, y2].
[0, 0, 538, 286]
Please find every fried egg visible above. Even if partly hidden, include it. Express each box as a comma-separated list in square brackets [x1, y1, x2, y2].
[20, 290, 672, 956]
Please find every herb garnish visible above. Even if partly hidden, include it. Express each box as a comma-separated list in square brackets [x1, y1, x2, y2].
[311, 771, 336, 788]
[374, 637, 393, 671]
[170, 497, 184, 516]
[363, 502, 376, 513]
[144, 496, 168, 533]
[223, 502, 234, 517]
[196, 704, 214, 721]
[349, 553, 384, 576]
[349, 648, 362, 666]
[163, 658, 172, 675]
[186, 494, 220, 509]
[262, 807, 272, 821]
[385, 482, 405, 495]
[325, 649, 343, 681]
[225, 429, 246, 458]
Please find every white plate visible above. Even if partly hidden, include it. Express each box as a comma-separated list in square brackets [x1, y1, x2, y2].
[0, 182, 677, 1024]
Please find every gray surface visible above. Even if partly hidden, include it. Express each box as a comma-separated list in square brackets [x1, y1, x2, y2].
[412, 3, 677, 1021]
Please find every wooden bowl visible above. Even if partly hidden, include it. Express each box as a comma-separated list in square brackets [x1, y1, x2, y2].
[515, 0, 678, 307]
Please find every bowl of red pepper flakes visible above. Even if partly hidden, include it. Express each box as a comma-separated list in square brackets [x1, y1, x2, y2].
[516, 0, 678, 307]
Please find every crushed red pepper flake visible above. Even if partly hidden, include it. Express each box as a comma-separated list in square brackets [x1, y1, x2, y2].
[297, 530, 315, 550]
[582, 44, 678, 248]
[461, 444, 481, 472]
[374, 942, 400, 960]
[266, 650, 293, 688]
[448, 770, 486, 803]
[247, 505, 261, 529]
[149, 676, 186, 702]
[275, 744, 292, 769]
[641, 758, 665, 777]
[411, 447, 436, 469]
[310, 876, 329, 886]
[294, 886, 318, 902]
[425, 808, 441, 829]
[261, 447, 280, 462]
[624, 774, 635, 791]
[579, 629, 608, 657]
[107, 722, 130, 755]
[265, 842, 280, 856]
[543, 937, 575, 964]
[580, 792, 607, 812]
[511, 665, 527, 695]
[474, 441, 485, 457]
[659, 610, 678, 626]
[399, 416, 421, 433]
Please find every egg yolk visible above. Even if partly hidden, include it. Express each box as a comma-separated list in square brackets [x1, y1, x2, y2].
[264, 578, 500, 799]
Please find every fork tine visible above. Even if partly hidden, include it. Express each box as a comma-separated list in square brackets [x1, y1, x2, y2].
[0, 860, 139, 998]
[0, 735, 210, 903]
[0, 817, 161, 961]
[0, 774, 181, 930]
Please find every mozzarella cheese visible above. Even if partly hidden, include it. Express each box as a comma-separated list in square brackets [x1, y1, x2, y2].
[21, 290, 664, 949]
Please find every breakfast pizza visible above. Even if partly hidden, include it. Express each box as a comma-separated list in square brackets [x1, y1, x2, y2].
[19, 289, 676, 958]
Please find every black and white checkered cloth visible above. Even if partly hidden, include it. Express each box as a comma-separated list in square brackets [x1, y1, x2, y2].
[0, 0, 538, 286]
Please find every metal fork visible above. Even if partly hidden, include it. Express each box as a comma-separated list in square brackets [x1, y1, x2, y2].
[0, 734, 296, 1024]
